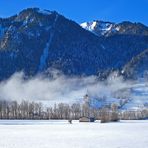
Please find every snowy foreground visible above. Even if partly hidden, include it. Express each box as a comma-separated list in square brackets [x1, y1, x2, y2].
[0, 120, 147, 148]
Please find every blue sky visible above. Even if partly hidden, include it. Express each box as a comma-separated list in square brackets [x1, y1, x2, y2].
[0, 0, 148, 25]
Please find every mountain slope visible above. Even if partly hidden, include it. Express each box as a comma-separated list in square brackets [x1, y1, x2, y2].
[0, 8, 148, 80]
[123, 48, 148, 78]
[0, 8, 108, 80]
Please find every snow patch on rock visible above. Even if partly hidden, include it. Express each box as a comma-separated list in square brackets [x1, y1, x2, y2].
[38, 14, 59, 71]
[37, 9, 52, 15]
[81, 21, 120, 36]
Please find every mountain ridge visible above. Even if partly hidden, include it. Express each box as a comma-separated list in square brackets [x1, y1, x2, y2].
[0, 8, 148, 80]
[80, 20, 148, 37]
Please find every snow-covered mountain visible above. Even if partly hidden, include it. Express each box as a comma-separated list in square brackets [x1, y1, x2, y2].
[0, 8, 148, 81]
[81, 21, 118, 36]
[81, 20, 148, 37]
[0, 8, 147, 110]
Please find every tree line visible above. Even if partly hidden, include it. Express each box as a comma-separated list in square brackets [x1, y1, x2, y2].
[0, 100, 147, 120]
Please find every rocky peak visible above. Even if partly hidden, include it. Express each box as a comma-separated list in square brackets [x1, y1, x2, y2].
[14, 8, 58, 26]
[81, 20, 148, 37]
[81, 20, 116, 36]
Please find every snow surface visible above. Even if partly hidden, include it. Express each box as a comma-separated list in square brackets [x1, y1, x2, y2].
[0, 120, 147, 148]
[80, 21, 114, 35]
[38, 38, 51, 71]
[38, 14, 58, 71]
[122, 82, 148, 110]
[80, 21, 119, 36]
[81, 21, 97, 31]
[37, 9, 52, 15]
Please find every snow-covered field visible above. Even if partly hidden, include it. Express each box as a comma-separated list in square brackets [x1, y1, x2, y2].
[0, 120, 147, 148]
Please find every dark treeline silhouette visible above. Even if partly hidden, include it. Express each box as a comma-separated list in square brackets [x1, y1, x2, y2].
[0, 100, 147, 120]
